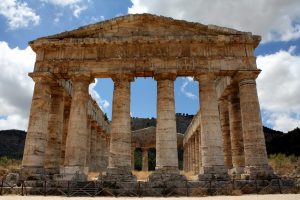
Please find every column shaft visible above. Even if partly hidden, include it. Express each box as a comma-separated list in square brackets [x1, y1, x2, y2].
[155, 74, 178, 172]
[194, 131, 200, 173]
[197, 74, 228, 179]
[108, 75, 133, 174]
[142, 148, 149, 171]
[228, 91, 245, 175]
[22, 73, 52, 177]
[219, 98, 233, 169]
[238, 77, 273, 178]
[64, 74, 92, 178]
[89, 124, 97, 171]
[44, 84, 65, 174]
[60, 97, 71, 166]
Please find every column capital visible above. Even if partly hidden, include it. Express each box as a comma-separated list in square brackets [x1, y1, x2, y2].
[111, 73, 134, 82]
[69, 71, 94, 83]
[154, 72, 177, 81]
[193, 72, 216, 83]
[29, 72, 55, 83]
[233, 70, 260, 83]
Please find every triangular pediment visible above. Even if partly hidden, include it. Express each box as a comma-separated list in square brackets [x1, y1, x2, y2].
[34, 14, 254, 42]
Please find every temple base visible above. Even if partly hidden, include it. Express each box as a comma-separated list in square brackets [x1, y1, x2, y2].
[241, 165, 276, 180]
[198, 166, 229, 181]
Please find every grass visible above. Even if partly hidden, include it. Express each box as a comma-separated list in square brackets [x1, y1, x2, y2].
[268, 154, 300, 176]
[0, 156, 21, 179]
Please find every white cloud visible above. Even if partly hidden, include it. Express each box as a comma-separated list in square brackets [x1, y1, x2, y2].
[180, 77, 197, 100]
[0, 41, 35, 130]
[128, 0, 300, 42]
[257, 46, 300, 132]
[0, 0, 40, 29]
[41, 0, 89, 17]
[89, 80, 110, 111]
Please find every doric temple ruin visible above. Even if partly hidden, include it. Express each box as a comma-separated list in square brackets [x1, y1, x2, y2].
[21, 14, 274, 183]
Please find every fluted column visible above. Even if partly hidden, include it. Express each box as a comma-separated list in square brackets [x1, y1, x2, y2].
[237, 73, 273, 178]
[155, 73, 178, 173]
[191, 136, 195, 173]
[219, 98, 233, 170]
[131, 146, 135, 170]
[194, 131, 200, 173]
[89, 122, 98, 171]
[108, 74, 134, 175]
[228, 90, 245, 176]
[142, 148, 149, 171]
[44, 83, 65, 174]
[64, 72, 93, 178]
[85, 120, 92, 168]
[196, 73, 228, 180]
[197, 128, 202, 170]
[183, 145, 187, 172]
[60, 96, 71, 166]
[188, 140, 193, 172]
[22, 72, 53, 177]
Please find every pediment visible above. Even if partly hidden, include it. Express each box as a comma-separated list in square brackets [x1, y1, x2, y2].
[34, 14, 254, 42]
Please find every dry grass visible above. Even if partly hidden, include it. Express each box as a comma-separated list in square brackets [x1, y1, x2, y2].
[132, 170, 153, 181]
[268, 154, 300, 176]
[0, 157, 21, 179]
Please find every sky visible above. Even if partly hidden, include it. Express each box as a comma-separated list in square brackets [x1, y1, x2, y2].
[0, 0, 299, 133]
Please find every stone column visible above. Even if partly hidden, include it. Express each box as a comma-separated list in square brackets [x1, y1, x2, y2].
[85, 119, 92, 168]
[194, 131, 200, 173]
[197, 128, 202, 170]
[60, 96, 71, 166]
[228, 90, 245, 176]
[155, 73, 178, 173]
[183, 145, 187, 172]
[142, 148, 149, 171]
[89, 122, 98, 171]
[131, 146, 135, 170]
[218, 98, 233, 169]
[191, 136, 195, 173]
[44, 83, 65, 174]
[63, 72, 93, 179]
[22, 72, 53, 177]
[188, 142, 191, 172]
[108, 74, 134, 176]
[237, 73, 273, 178]
[196, 73, 228, 180]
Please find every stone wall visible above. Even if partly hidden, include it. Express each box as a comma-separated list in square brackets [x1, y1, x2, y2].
[131, 113, 193, 134]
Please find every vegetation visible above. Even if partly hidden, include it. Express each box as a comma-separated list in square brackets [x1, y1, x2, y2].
[268, 154, 300, 176]
[0, 156, 21, 178]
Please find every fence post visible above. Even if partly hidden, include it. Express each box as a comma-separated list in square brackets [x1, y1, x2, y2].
[44, 180, 47, 196]
[0, 179, 3, 195]
[67, 181, 70, 197]
[277, 178, 282, 194]
[185, 179, 189, 197]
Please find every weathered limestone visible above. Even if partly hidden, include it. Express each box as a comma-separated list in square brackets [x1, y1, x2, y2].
[89, 122, 98, 171]
[197, 74, 228, 180]
[142, 148, 149, 171]
[60, 97, 71, 166]
[154, 73, 178, 173]
[237, 73, 274, 179]
[63, 73, 93, 179]
[22, 14, 273, 185]
[21, 72, 53, 177]
[228, 90, 245, 176]
[219, 98, 233, 170]
[44, 84, 65, 174]
[107, 74, 134, 176]
[194, 130, 200, 173]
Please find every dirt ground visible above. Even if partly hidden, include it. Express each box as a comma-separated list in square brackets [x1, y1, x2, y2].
[0, 194, 299, 200]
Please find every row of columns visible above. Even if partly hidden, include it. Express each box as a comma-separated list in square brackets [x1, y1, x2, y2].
[108, 73, 179, 175]
[22, 72, 109, 179]
[183, 72, 273, 179]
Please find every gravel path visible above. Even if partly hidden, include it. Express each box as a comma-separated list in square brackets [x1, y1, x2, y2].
[0, 194, 299, 200]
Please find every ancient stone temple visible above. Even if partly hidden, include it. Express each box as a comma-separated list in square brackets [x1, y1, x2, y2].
[22, 14, 274, 182]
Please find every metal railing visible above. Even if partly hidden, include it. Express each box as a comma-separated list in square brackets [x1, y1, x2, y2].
[0, 177, 299, 197]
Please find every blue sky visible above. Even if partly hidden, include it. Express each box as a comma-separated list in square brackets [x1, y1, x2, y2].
[0, 0, 300, 132]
